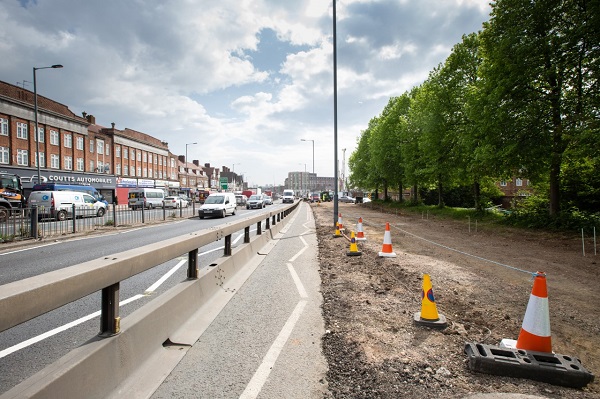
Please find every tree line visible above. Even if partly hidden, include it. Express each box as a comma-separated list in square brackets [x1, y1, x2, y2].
[348, 0, 599, 224]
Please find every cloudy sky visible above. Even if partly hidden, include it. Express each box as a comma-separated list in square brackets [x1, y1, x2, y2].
[0, 0, 491, 187]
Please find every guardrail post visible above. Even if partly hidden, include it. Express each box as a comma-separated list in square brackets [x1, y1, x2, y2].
[272, 215, 276, 226]
[163, 204, 166, 221]
[277, 212, 281, 222]
[257, 220, 262, 235]
[179, 203, 183, 218]
[100, 283, 120, 336]
[72, 204, 77, 233]
[112, 203, 117, 227]
[224, 234, 232, 256]
[244, 226, 250, 243]
[266, 216, 270, 230]
[30, 206, 38, 238]
[142, 203, 146, 223]
[188, 248, 198, 278]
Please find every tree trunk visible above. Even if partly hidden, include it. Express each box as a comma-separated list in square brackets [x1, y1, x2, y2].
[437, 179, 444, 208]
[473, 180, 481, 211]
[398, 181, 403, 203]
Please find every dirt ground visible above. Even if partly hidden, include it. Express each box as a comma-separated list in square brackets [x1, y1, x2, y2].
[312, 202, 599, 399]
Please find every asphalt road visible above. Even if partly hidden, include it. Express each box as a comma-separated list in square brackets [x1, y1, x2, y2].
[0, 204, 283, 395]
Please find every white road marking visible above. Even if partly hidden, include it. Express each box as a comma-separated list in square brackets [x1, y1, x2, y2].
[239, 300, 307, 399]
[287, 263, 308, 298]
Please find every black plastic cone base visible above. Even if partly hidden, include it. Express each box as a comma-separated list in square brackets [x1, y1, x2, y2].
[413, 312, 447, 329]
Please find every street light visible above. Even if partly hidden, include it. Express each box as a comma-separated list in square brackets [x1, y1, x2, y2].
[33, 64, 63, 184]
[301, 138, 315, 193]
[232, 162, 240, 190]
[184, 142, 197, 194]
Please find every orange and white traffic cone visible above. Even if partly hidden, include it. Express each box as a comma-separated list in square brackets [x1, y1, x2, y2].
[378, 222, 396, 257]
[337, 213, 345, 232]
[346, 231, 362, 256]
[333, 222, 343, 238]
[516, 272, 552, 352]
[356, 217, 366, 241]
[414, 274, 447, 329]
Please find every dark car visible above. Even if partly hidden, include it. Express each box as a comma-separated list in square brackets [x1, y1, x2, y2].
[246, 194, 265, 209]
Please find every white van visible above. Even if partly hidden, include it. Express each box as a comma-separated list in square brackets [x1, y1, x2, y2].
[282, 189, 295, 203]
[28, 190, 107, 221]
[198, 192, 236, 219]
[128, 188, 165, 209]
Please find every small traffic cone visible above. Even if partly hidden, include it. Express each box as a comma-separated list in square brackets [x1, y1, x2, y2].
[516, 272, 552, 352]
[413, 274, 447, 329]
[333, 222, 343, 238]
[337, 213, 345, 232]
[346, 231, 362, 256]
[378, 222, 396, 257]
[356, 217, 366, 241]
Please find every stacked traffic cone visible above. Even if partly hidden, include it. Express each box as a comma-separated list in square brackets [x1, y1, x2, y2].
[413, 274, 447, 329]
[333, 222, 343, 238]
[337, 213, 345, 232]
[346, 231, 362, 256]
[355, 217, 366, 241]
[378, 222, 396, 257]
[516, 272, 552, 352]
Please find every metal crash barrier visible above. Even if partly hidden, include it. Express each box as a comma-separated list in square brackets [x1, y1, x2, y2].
[0, 201, 300, 398]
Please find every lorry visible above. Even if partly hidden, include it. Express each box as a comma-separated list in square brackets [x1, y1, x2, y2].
[0, 171, 26, 222]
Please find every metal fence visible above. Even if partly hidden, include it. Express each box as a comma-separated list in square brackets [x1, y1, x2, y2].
[0, 202, 199, 242]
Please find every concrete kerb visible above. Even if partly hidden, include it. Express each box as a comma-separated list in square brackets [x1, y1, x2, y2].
[0, 207, 297, 399]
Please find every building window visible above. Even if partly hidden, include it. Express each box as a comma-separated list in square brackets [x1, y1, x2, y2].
[76, 136, 84, 150]
[130, 149, 135, 159]
[17, 149, 28, 166]
[64, 133, 72, 148]
[500, 181, 507, 187]
[50, 130, 59, 145]
[516, 178, 523, 187]
[36, 127, 44, 143]
[51, 154, 60, 169]
[0, 118, 8, 136]
[105, 144, 110, 156]
[123, 165, 128, 176]
[0, 146, 9, 164]
[116, 163, 121, 175]
[97, 139, 104, 155]
[137, 166, 141, 176]
[34, 152, 45, 167]
[64, 156, 73, 170]
[143, 152, 147, 162]
[17, 122, 28, 139]
[123, 147, 128, 159]
[77, 158, 84, 171]
[105, 163, 110, 173]
[149, 168, 153, 177]
[159, 156, 162, 166]
[137, 151, 141, 162]
[143, 168, 147, 177]
[90, 139, 94, 153]
[89, 160, 94, 171]
[116, 146, 121, 158]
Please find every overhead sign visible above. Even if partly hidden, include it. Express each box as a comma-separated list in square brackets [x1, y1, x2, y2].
[220, 177, 228, 189]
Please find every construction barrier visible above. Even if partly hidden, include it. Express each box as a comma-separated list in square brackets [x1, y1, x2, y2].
[346, 231, 362, 256]
[413, 274, 447, 329]
[355, 217, 366, 241]
[337, 213, 345, 232]
[378, 222, 396, 257]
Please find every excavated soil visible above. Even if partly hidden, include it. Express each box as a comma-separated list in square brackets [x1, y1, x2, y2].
[312, 202, 599, 399]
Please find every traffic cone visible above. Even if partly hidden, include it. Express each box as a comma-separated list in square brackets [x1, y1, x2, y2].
[515, 272, 552, 353]
[333, 222, 343, 238]
[378, 222, 396, 257]
[337, 213, 345, 232]
[413, 274, 447, 329]
[346, 231, 362, 256]
[356, 217, 366, 241]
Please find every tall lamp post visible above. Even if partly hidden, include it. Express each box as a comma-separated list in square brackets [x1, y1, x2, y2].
[33, 64, 63, 184]
[232, 162, 240, 191]
[300, 138, 314, 192]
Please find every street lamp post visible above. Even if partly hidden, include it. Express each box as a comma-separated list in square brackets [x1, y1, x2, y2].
[232, 163, 240, 191]
[301, 139, 314, 192]
[33, 64, 63, 184]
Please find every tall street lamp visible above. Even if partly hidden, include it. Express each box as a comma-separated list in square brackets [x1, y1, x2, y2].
[33, 64, 63, 184]
[301, 138, 314, 192]
[185, 142, 197, 193]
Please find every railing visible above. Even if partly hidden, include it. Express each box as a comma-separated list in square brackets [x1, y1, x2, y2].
[0, 202, 200, 242]
[0, 200, 299, 398]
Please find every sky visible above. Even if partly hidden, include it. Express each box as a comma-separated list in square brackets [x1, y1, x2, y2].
[0, 0, 491, 187]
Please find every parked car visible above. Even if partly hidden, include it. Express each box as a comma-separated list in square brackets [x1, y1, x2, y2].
[178, 194, 191, 206]
[310, 193, 320, 203]
[128, 188, 165, 209]
[264, 195, 273, 205]
[339, 195, 356, 204]
[247, 194, 266, 209]
[198, 192, 237, 218]
[235, 194, 248, 206]
[164, 196, 188, 208]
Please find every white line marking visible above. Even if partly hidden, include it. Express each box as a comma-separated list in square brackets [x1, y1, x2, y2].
[145, 259, 187, 293]
[287, 263, 308, 298]
[288, 246, 307, 262]
[0, 294, 144, 359]
[239, 300, 307, 399]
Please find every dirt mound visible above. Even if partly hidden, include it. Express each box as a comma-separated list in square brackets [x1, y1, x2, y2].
[313, 202, 598, 398]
